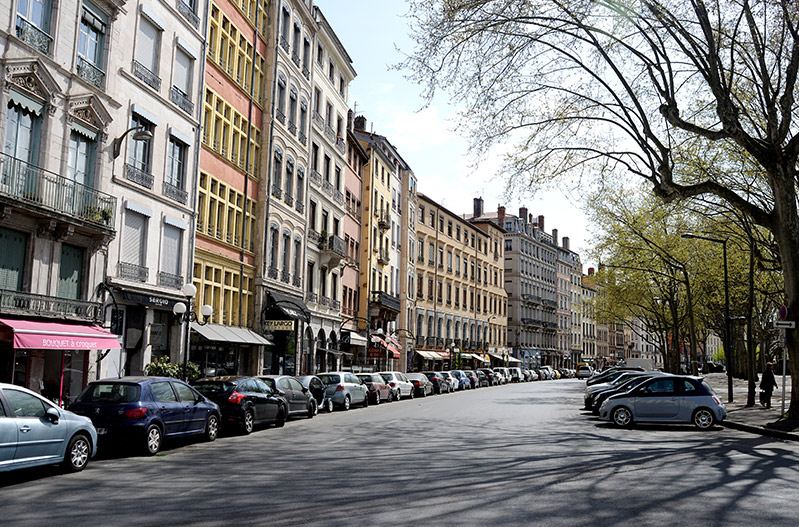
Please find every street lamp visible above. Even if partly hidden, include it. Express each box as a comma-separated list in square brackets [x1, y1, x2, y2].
[174, 283, 213, 381]
[112, 126, 153, 159]
[371, 328, 386, 371]
[682, 233, 732, 402]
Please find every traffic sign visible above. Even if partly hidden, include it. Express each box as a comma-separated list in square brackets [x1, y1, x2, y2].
[774, 320, 795, 329]
[779, 305, 788, 321]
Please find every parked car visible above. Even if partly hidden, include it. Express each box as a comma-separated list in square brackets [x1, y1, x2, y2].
[599, 375, 726, 430]
[357, 373, 392, 404]
[378, 371, 414, 400]
[260, 375, 316, 418]
[590, 374, 662, 415]
[508, 367, 523, 383]
[584, 372, 663, 410]
[576, 365, 593, 379]
[463, 370, 479, 389]
[441, 371, 459, 391]
[587, 367, 645, 386]
[478, 368, 499, 386]
[450, 370, 471, 390]
[475, 370, 491, 387]
[318, 372, 369, 410]
[493, 367, 510, 384]
[297, 375, 328, 413]
[406, 373, 434, 397]
[526, 370, 539, 381]
[422, 371, 451, 394]
[193, 376, 286, 434]
[2, 383, 97, 473]
[71, 376, 220, 455]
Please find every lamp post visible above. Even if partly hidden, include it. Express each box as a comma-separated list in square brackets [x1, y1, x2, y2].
[682, 233, 732, 402]
[112, 126, 153, 159]
[173, 283, 213, 381]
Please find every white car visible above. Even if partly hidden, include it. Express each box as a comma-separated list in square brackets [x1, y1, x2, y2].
[378, 372, 415, 400]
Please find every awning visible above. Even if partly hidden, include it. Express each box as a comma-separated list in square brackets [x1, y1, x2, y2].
[467, 354, 490, 364]
[415, 350, 441, 360]
[266, 291, 310, 322]
[0, 318, 121, 350]
[386, 343, 400, 359]
[506, 356, 522, 363]
[191, 323, 273, 346]
[488, 352, 505, 361]
[345, 332, 368, 347]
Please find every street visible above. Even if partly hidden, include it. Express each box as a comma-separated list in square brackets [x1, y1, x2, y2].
[2, 379, 798, 527]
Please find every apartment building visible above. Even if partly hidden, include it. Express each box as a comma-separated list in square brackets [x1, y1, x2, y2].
[581, 269, 598, 364]
[397, 161, 418, 371]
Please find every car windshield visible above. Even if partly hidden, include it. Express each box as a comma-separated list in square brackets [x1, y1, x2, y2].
[193, 381, 237, 395]
[76, 383, 140, 404]
[318, 374, 341, 385]
[357, 375, 374, 383]
[379, 373, 393, 382]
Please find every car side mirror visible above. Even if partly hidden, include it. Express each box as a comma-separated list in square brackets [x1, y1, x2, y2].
[302, 387, 308, 393]
[45, 407, 59, 424]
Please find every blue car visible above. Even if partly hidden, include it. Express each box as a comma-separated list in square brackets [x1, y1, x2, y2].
[450, 370, 471, 390]
[1, 383, 97, 473]
[70, 376, 221, 455]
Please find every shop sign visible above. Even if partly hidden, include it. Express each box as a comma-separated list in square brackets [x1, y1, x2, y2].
[263, 320, 295, 332]
[367, 346, 382, 358]
[121, 291, 177, 309]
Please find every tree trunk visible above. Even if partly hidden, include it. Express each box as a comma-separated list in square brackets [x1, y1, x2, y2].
[747, 242, 756, 407]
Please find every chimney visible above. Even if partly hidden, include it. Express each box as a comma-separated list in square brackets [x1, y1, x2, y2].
[497, 205, 506, 223]
[537, 215, 544, 231]
[552, 228, 558, 245]
[563, 237, 570, 250]
[519, 207, 528, 222]
[588, 267, 595, 275]
[354, 115, 367, 131]
[529, 213, 533, 225]
[473, 197, 483, 218]
[347, 109, 354, 131]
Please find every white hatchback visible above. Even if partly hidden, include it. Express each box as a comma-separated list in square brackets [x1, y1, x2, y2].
[378, 372, 415, 400]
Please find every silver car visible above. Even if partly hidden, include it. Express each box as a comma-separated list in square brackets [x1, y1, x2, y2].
[0, 383, 98, 473]
[317, 372, 369, 411]
[599, 375, 726, 430]
[378, 371, 415, 400]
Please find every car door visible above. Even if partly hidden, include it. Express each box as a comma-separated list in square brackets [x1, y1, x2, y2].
[238, 380, 264, 422]
[634, 378, 680, 419]
[149, 381, 185, 436]
[256, 379, 279, 420]
[2, 388, 66, 466]
[309, 377, 324, 404]
[277, 377, 297, 413]
[287, 378, 308, 413]
[345, 374, 365, 403]
[171, 381, 207, 434]
[398, 373, 412, 397]
[0, 394, 19, 468]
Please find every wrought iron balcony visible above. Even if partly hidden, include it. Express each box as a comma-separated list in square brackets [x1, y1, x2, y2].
[378, 211, 390, 230]
[308, 229, 320, 243]
[170, 86, 194, 115]
[453, 339, 462, 347]
[292, 274, 302, 287]
[292, 51, 301, 67]
[334, 190, 344, 205]
[378, 249, 389, 265]
[322, 179, 335, 197]
[281, 270, 290, 283]
[298, 131, 307, 145]
[283, 193, 293, 207]
[307, 292, 318, 304]
[324, 125, 337, 143]
[426, 336, 438, 347]
[313, 111, 324, 129]
[543, 299, 558, 309]
[416, 336, 425, 347]
[76, 56, 105, 88]
[267, 266, 279, 280]
[15, 16, 52, 55]
[320, 296, 330, 308]
[331, 299, 341, 311]
[118, 262, 149, 282]
[0, 152, 116, 230]
[276, 109, 286, 124]
[158, 271, 184, 289]
[288, 121, 297, 135]
[124, 163, 154, 189]
[302, 66, 310, 80]
[310, 170, 322, 187]
[177, 0, 200, 28]
[295, 200, 304, 214]
[370, 291, 400, 312]
[280, 36, 290, 53]
[163, 180, 188, 205]
[335, 137, 346, 153]
[0, 288, 101, 322]
[133, 60, 161, 91]
[271, 185, 282, 199]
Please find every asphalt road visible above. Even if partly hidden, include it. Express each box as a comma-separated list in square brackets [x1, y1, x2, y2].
[3, 379, 798, 527]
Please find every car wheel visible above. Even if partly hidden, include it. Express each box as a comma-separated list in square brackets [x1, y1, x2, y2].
[144, 424, 162, 455]
[612, 406, 633, 428]
[63, 434, 91, 472]
[205, 414, 219, 442]
[387, 390, 394, 402]
[374, 392, 380, 405]
[275, 407, 286, 427]
[408, 388, 414, 400]
[693, 408, 715, 430]
[325, 398, 334, 413]
[242, 409, 255, 434]
[308, 399, 317, 418]
[363, 393, 369, 408]
[342, 395, 351, 411]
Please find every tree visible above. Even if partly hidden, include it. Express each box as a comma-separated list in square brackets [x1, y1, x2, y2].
[403, 0, 799, 417]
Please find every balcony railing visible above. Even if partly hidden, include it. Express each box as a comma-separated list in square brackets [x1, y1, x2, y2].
[378, 249, 389, 264]
[302, 66, 310, 80]
[292, 274, 302, 287]
[334, 190, 344, 205]
[283, 193, 293, 207]
[322, 179, 334, 197]
[426, 336, 438, 347]
[133, 60, 161, 91]
[307, 292, 318, 304]
[295, 200, 304, 214]
[267, 266, 279, 280]
[287, 121, 297, 135]
[313, 111, 324, 129]
[324, 125, 337, 143]
[292, 51, 301, 67]
[378, 211, 390, 229]
[124, 163, 154, 189]
[370, 291, 400, 312]
[158, 272, 184, 289]
[308, 229, 320, 243]
[0, 152, 116, 229]
[331, 299, 341, 311]
[16, 16, 52, 55]
[177, 0, 200, 28]
[118, 262, 148, 282]
[416, 336, 425, 347]
[0, 288, 101, 322]
[322, 234, 346, 258]
[320, 296, 330, 308]
[310, 170, 322, 187]
[76, 56, 105, 88]
[163, 180, 188, 205]
[298, 131, 307, 145]
[276, 109, 286, 124]
[335, 136, 346, 153]
[271, 186, 282, 199]
[281, 270, 290, 283]
[280, 36, 290, 53]
[170, 86, 194, 115]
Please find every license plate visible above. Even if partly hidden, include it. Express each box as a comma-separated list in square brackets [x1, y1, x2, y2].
[97, 428, 107, 435]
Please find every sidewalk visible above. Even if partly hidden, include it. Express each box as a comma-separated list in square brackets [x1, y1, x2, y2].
[704, 372, 799, 441]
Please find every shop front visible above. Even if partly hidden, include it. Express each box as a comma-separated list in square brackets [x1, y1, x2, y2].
[189, 322, 272, 377]
[262, 291, 309, 376]
[0, 317, 121, 406]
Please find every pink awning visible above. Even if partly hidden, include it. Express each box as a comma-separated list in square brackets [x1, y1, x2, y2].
[0, 318, 121, 350]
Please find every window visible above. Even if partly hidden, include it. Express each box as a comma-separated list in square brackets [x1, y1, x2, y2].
[272, 147, 282, 190]
[269, 225, 279, 270]
[4, 389, 47, 418]
[166, 137, 187, 190]
[4, 99, 41, 165]
[316, 43, 323, 66]
[299, 99, 308, 136]
[302, 37, 311, 71]
[77, 3, 107, 86]
[173, 47, 193, 97]
[285, 157, 294, 197]
[122, 210, 147, 267]
[307, 261, 314, 292]
[276, 74, 286, 120]
[58, 244, 84, 299]
[67, 130, 95, 188]
[288, 87, 297, 130]
[296, 166, 304, 205]
[282, 232, 290, 272]
[151, 382, 177, 403]
[135, 15, 161, 75]
[128, 113, 153, 172]
[161, 224, 182, 278]
[16, 0, 52, 46]
[328, 60, 335, 82]
[0, 227, 27, 291]
[294, 239, 301, 279]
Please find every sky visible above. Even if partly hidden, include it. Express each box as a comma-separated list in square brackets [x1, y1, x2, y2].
[315, 1, 594, 266]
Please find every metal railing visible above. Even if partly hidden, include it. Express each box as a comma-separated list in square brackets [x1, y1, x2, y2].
[298, 131, 307, 145]
[0, 288, 100, 321]
[133, 60, 161, 91]
[310, 170, 322, 187]
[292, 274, 302, 287]
[292, 52, 301, 67]
[324, 125, 337, 143]
[308, 229, 320, 243]
[0, 152, 116, 229]
[307, 292, 318, 304]
[283, 193, 293, 207]
[287, 121, 297, 135]
[118, 262, 149, 282]
[267, 266, 279, 279]
[322, 179, 335, 196]
[280, 36, 290, 53]
[124, 163, 154, 189]
[320, 296, 330, 308]
[170, 86, 194, 115]
[276, 108, 286, 124]
[15, 16, 52, 55]
[322, 234, 346, 258]
[295, 200, 304, 214]
[76, 56, 105, 88]
[163, 180, 188, 205]
[281, 270, 290, 283]
[158, 271, 184, 289]
[271, 185, 282, 199]
[331, 299, 341, 311]
[334, 190, 344, 204]
[335, 137, 346, 153]
[177, 0, 200, 28]
[378, 248, 389, 264]
[313, 111, 324, 129]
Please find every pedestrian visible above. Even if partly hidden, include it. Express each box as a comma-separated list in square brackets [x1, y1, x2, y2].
[760, 362, 778, 409]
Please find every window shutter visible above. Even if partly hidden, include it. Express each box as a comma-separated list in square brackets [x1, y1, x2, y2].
[161, 224, 182, 275]
[136, 17, 159, 71]
[173, 48, 191, 93]
[58, 244, 84, 300]
[0, 228, 27, 291]
[122, 210, 146, 264]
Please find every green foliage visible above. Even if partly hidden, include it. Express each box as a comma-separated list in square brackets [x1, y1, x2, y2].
[712, 348, 725, 363]
[145, 357, 201, 382]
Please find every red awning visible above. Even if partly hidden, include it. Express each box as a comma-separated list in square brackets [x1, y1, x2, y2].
[387, 344, 400, 359]
[0, 318, 121, 350]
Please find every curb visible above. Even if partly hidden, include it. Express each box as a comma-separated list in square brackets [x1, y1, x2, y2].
[721, 420, 799, 442]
